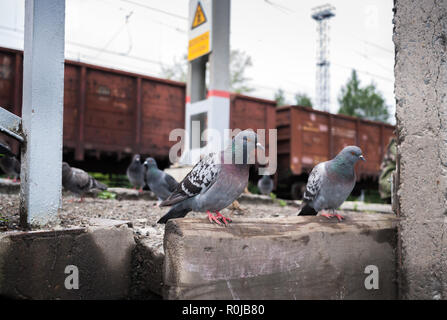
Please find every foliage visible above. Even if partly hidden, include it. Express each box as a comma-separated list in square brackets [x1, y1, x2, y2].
[90, 172, 132, 188]
[229, 49, 254, 93]
[97, 190, 116, 200]
[160, 50, 255, 94]
[269, 192, 286, 207]
[247, 181, 259, 194]
[160, 54, 188, 82]
[337, 70, 390, 122]
[346, 189, 386, 204]
[274, 88, 287, 106]
[294, 92, 313, 107]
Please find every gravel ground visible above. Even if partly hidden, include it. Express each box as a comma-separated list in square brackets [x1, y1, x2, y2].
[0, 191, 301, 251]
[0, 192, 299, 227]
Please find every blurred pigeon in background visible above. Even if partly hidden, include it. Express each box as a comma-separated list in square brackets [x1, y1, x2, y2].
[62, 162, 107, 201]
[143, 157, 179, 202]
[127, 154, 145, 192]
[0, 155, 20, 181]
[157, 129, 265, 225]
[0, 141, 20, 181]
[298, 146, 365, 221]
[258, 175, 274, 195]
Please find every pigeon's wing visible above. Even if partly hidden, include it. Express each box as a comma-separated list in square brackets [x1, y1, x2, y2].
[302, 162, 325, 203]
[160, 152, 220, 207]
[163, 173, 179, 193]
[70, 168, 92, 191]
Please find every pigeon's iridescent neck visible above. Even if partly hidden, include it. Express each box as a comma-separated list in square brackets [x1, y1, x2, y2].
[328, 156, 355, 179]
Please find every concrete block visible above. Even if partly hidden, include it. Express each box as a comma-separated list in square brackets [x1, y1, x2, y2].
[163, 213, 397, 300]
[394, 0, 447, 299]
[106, 188, 156, 201]
[0, 178, 20, 194]
[130, 235, 164, 299]
[0, 219, 135, 299]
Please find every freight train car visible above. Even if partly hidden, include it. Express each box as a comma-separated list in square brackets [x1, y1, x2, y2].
[0, 46, 276, 173]
[276, 105, 395, 199]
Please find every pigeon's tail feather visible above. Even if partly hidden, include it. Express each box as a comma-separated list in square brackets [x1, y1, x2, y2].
[157, 205, 192, 224]
[92, 179, 107, 191]
[298, 203, 318, 216]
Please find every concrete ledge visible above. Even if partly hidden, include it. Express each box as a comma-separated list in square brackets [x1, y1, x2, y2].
[130, 235, 164, 299]
[162, 213, 398, 300]
[107, 188, 157, 201]
[0, 178, 19, 194]
[234, 194, 392, 214]
[0, 219, 135, 299]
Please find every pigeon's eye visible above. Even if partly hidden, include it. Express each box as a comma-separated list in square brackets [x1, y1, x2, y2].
[351, 152, 356, 156]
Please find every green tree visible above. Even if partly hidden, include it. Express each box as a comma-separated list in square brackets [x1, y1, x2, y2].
[274, 88, 287, 106]
[160, 54, 188, 82]
[229, 49, 254, 93]
[159, 50, 254, 94]
[294, 92, 313, 107]
[337, 70, 389, 122]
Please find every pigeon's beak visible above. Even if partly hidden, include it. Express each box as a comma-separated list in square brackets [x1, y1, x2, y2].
[359, 155, 366, 161]
[256, 142, 265, 151]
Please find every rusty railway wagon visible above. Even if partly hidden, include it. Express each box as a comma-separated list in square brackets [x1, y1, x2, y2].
[0, 46, 275, 173]
[276, 105, 395, 199]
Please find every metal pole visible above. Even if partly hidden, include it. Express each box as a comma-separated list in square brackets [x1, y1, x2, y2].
[20, 0, 65, 227]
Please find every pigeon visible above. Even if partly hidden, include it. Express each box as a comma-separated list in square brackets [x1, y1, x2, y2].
[157, 129, 265, 225]
[143, 157, 179, 202]
[0, 142, 20, 181]
[62, 162, 107, 201]
[298, 146, 365, 221]
[258, 175, 274, 195]
[127, 154, 145, 191]
[0, 155, 20, 181]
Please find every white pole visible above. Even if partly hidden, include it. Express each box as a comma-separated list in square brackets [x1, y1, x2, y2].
[20, 0, 65, 227]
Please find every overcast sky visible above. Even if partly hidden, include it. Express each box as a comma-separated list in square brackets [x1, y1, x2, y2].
[0, 0, 395, 123]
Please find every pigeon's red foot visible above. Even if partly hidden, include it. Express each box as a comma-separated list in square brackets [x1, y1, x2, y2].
[215, 211, 232, 226]
[138, 188, 143, 193]
[321, 212, 344, 222]
[207, 211, 222, 225]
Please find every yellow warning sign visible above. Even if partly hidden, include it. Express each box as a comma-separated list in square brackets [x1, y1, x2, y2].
[191, 2, 207, 29]
[188, 31, 210, 61]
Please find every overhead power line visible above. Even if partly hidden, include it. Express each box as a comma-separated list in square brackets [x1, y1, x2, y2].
[121, 0, 188, 20]
[332, 63, 394, 83]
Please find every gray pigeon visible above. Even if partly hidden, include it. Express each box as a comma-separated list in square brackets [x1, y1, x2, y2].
[298, 146, 365, 221]
[143, 157, 179, 201]
[62, 162, 107, 201]
[157, 130, 265, 225]
[127, 154, 145, 191]
[0, 142, 20, 181]
[258, 175, 274, 195]
[0, 155, 20, 181]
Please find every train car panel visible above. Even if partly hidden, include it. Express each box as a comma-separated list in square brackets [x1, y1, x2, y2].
[357, 122, 382, 176]
[140, 78, 185, 157]
[0, 52, 14, 109]
[63, 64, 80, 145]
[297, 107, 330, 171]
[230, 94, 276, 150]
[277, 105, 395, 198]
